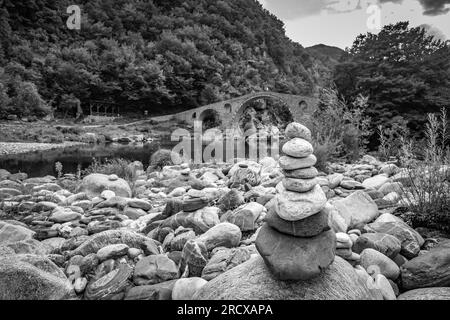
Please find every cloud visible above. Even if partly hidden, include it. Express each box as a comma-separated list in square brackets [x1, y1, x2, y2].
[261, 0, 329, 20]
[418, 0, 450, 15]
[260, 0, 450, 19]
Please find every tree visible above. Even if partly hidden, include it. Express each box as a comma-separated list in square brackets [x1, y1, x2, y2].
[335, 22, 450, 142]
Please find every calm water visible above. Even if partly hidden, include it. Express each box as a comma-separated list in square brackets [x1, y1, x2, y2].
[0, 137, 283, 177]
[0, 141, 177, 178]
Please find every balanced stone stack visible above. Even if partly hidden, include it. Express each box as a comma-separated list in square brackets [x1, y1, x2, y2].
[256, 122, 337, 280]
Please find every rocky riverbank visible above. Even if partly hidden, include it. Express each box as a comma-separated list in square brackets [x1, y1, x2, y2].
[0, 122, 449, 300]
[0, 142, 86, 156]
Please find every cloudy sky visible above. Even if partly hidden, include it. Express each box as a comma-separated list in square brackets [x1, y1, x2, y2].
[258, 0, 450, 48]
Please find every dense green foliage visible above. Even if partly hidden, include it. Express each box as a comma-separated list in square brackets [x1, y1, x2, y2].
[335, 22, 450, 143]
[0, 0, 331, 118]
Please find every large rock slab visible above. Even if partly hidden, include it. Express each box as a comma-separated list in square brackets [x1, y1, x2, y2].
[274, 183, 327, 221]
[194, 255, 382, 300]
[79, 173, 132, 198]
[400, 241, 450, 290]
[365, 220, 424, 259]
[333, 190, 379, 230]
[256, 224, 336, 280]
[160, 207, 220, 234]
[0, 254, 73, 300]
[398, 288, 450, 300]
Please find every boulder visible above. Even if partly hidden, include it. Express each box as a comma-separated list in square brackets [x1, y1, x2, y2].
[0, 254, 73, 300]
[218, 189, 245, 211]
[0, 239, 50, 255]
[273, 183, 327, 221]
[360, 248, 400, 280]
[69, 229, 155, 257]
[123, 206, 147, 220]
[374, 274, 397, 300]
[0, 221, 35, 245]
[127, 198, 152, 211]
[182, 197, 209, 212]
[327, 204, 348, 233]
[194, 256, 382, 300]
[201, 247, 252, 281]
[160, 207, 220, 234]
[333, 190, 379, 229]
[362, 175, 391, 190]
[400, 241, 450, 290]
[0, 169, 10, 181]
[282, 177, 318, 193]
[124, 280, 177, 300]
[196, 223, 241, 251]
[181, 240, 208, 277]
[256, 224, 336, 280]
[50, 207, 81, 223]
[398, 288, 450, 300]
[282, 138, 313, 158]
[172, 278, 208, 300]
[284, 122, 312, 141]
[85, 263, 133, 300]
[328, 173, 344, 189]
[264, 204, 330, 237]
[279, 155, 317, 171]
[353, 233, 402, 259]
[79, 173, 132, 198]
[221, 202, 265, 231]
[96, 244, 129, 261]
[283, 167, 318, 179]
[133, 254, 179, 286]
[365, 219, 424, 259]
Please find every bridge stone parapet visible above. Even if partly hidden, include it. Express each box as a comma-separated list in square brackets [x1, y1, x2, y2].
[151, 91, 318, 128]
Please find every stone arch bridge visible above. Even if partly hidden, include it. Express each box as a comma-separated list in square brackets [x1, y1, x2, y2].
[151, 92, 317, 128]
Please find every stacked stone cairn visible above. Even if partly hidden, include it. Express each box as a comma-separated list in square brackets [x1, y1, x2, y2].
[255, 122, 337, 280]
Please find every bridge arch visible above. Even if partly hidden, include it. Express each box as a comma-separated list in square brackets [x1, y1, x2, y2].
[232, 93, 293, 125]
[199, 108, 222, 129]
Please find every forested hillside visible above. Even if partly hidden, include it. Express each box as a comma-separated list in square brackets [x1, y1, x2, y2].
[0, 0, 334, 118]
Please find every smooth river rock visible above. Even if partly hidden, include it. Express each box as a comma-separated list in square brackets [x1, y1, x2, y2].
[255, 224, 336, 280]
[279, 155, 317, 171]
[282, 138, 313, 158]
[264, 204, 330, 237]
[273, 183, 327, 221]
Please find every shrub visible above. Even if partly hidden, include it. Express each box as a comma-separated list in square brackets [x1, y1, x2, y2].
[11, 81, 51, 117]
[400, 108, 450, 232]
[309, 88, 372, 165]
[83, 158, 137, 184]
[149, 149, 183, 171]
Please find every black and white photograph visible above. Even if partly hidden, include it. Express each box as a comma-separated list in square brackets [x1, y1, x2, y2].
[0, 0, 449, 305]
